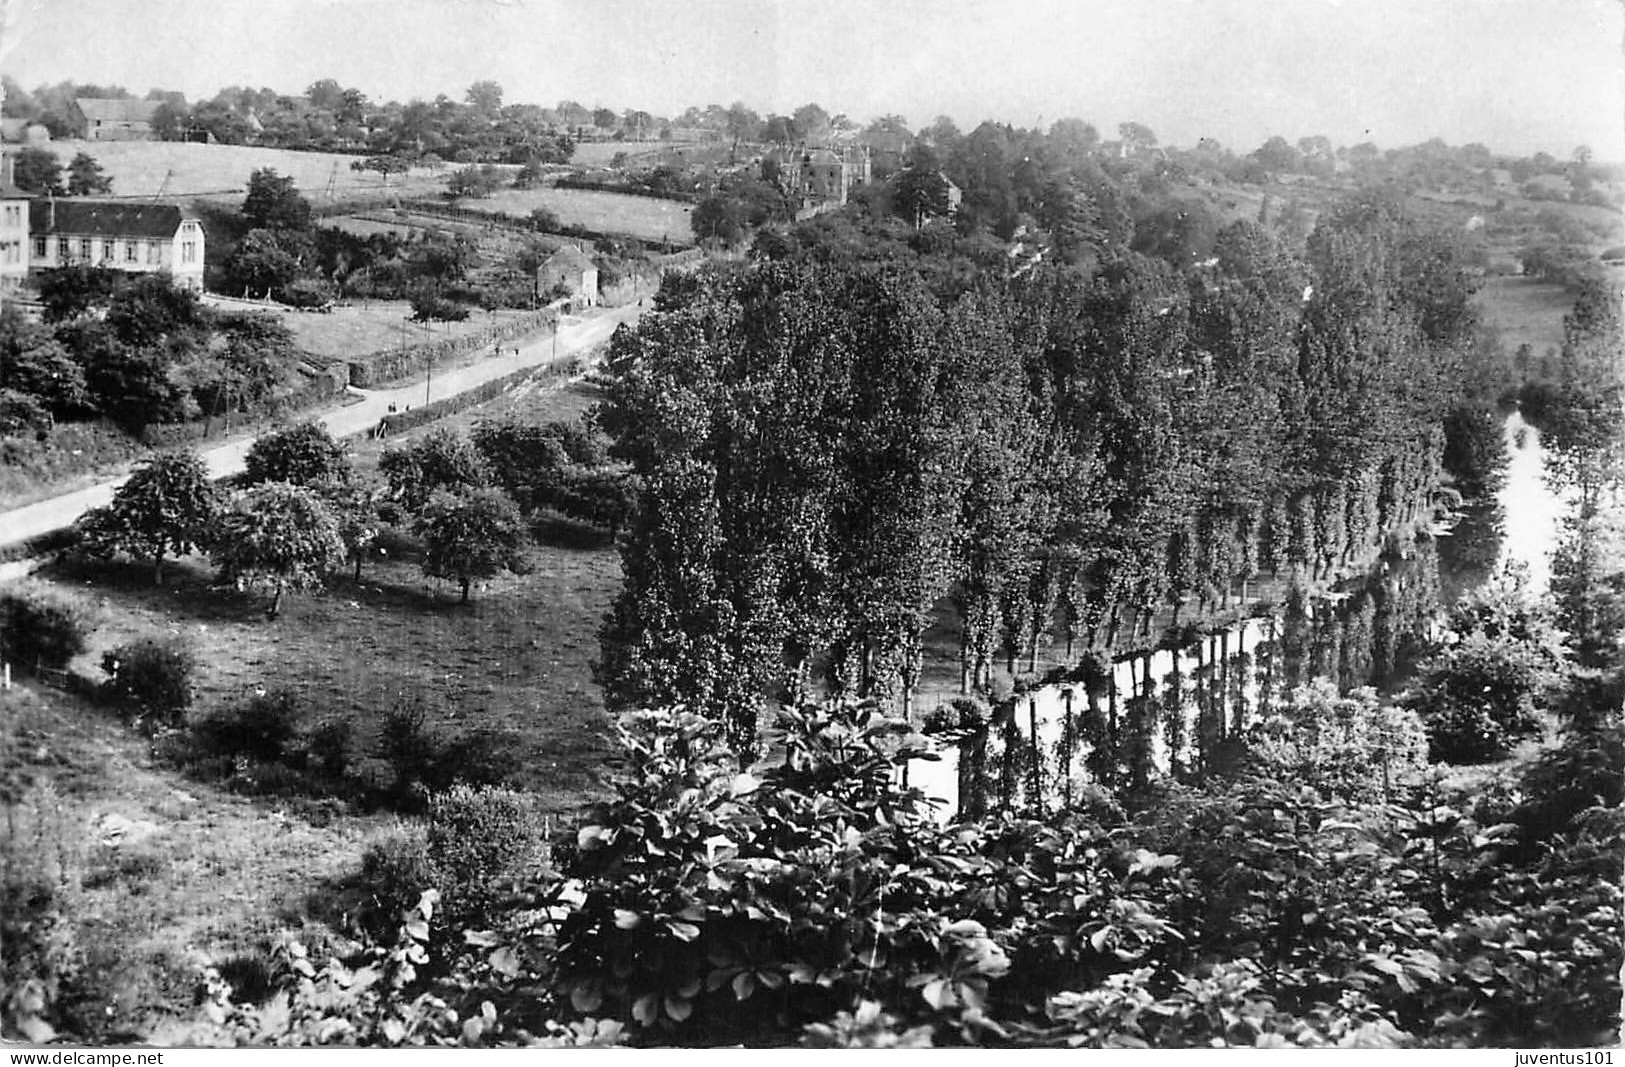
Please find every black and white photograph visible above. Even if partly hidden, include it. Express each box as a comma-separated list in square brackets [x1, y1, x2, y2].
[0, 0, 1621, 1051]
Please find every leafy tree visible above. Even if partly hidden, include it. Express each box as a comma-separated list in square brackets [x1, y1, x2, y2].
[75, 450, 221, 584]
[690, 194, 748, 245]
[64, 151, 112, 195]
[1404, 567, 1569, 762]
[211, 482, 346, 617]
[242, 167, 312, 231]
[414, 486, 527, 601]
[408, 232, 475, 285]
[103, 273, 208, 348]
[79, 334, 196, 432]
[223, 228, 305, 297]
[176, 311, 304, 423]
[893, 164, 951, 228]
[12, 146, 62, 195]
[379, 427, 493, 512]
[464, 80, 503, 115]
[724, 101, 760, 158]
[447, 164, 503, 198]
[791, 102, 832, 144]
[244, 420, 351, 491]
[34, 264, 121, 323]
[1116, 121, 1158, 154]
[408, 289, 472, 326]
[1252, 135, 1302, 173]
[350, 154, 412, 185]
[0, 306, 88, 417]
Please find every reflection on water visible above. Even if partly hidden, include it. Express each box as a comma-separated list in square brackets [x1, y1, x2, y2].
[911, 412, 1563, 821]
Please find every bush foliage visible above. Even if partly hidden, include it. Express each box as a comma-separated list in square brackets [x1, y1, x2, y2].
[0, 585, 95, 673]
[99, 637, 199, 726]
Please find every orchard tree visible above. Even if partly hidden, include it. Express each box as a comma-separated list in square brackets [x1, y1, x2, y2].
[414, 486, 527, 602]
[75, 450, 221, 584]
[244, 420, 351, 491]
[350, 154, 411, 186]
[65, 151, 113, 195]
[212, 482, 345, 617]
[379, 427, 493, 511]
[329, 479, 383, 582]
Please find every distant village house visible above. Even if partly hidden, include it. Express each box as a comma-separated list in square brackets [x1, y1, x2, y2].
[761, 144, 872, 219]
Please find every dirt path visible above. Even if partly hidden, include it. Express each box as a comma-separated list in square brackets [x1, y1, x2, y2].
[0, 302, 642, 551]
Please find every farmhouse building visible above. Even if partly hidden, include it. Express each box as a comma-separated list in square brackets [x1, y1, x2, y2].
[537, 245, 598, 306]
[761, 144, 872, 218]
[29, 199, 206, 291]
[73, 98, 160, 141]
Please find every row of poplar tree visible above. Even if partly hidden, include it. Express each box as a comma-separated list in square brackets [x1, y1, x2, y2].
[596, 192, 1485, 747]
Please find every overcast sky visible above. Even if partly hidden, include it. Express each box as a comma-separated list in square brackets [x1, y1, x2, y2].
[2, 0, 1620, 158]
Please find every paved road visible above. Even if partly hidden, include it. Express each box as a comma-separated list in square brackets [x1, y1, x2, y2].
[0, 302, 642, 551]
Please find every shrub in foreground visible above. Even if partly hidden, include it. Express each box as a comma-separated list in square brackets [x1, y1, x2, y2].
[0, 585, 94, 673]
[100, 637, 198, 726]
[193, 690, 301, 763]
[426, 785, 544, 927]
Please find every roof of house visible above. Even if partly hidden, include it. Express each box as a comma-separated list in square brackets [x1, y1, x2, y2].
[29, 199, 197, 239]
[75, 98, 160, 124]
[0, 182, 33, 199]
[805, 148, 842, 165]
[540, 245, 596, 274]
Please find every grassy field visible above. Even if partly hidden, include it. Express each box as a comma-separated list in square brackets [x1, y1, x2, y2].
[42, 139, 452, 204]
[569, 141, 665, 166]
[224, 298, 540, 362]
[1476, 276, 1575, 358]
[31, 377, 620, 819]
[1, 683, 383, 1040]
[2, 373, 620, 1040]
[452, 187, 694, 244]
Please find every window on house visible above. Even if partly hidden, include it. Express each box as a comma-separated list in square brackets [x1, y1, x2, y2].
[147, 241, 157, 264]
[125, 240, 137, 262]
[58, 237, 69, 260]
[79, 238, 91, 259]
[34, 237, 45, 258]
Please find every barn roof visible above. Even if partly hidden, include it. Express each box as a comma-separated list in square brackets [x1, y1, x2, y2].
[75, 98, 160, 124]
[30, 199, 197, 239]
[541, 245, 596, 273]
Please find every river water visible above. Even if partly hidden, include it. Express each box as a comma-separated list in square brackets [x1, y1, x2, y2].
[909, 410, 1567, 819]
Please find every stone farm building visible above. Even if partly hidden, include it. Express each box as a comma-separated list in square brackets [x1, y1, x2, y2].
[536, 245, 598, 306]
[73, 98, 160, 141]
[29, 199, 206, 291]
[761, 144, 872, 218]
